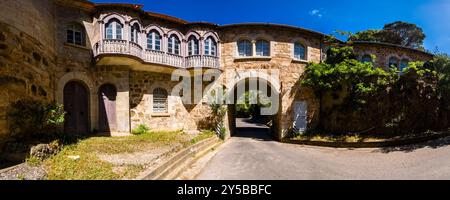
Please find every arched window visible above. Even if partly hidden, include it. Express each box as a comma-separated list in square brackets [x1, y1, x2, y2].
[153, 88, 168, 113]
[388, 57, 399, 68]
[105, 19, 123, 40]
[67, 24, 85, 46]
[238, 40, 252, 57]
[147, 30, 162, 51]
[204, 37, 217, 56]
[399, 59, 409, 72]
[168, 35, 181, 55]
[130, 23, 140, 43]
[294, 43, 306, 60]
[188, 36, 199, 56]
[256, 40, 270, 57]
[361, 55, 373, 63]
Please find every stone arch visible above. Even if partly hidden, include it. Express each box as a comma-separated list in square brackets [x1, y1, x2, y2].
[144, 24, 165, 35]
[129, 19, 144, 31]
[225, 70, 281, 95]
[186, 31, 201, 40]
[167, 29, 185, 41]
[57, 72, 97, 132]
[203, 31, 220, 43]
[101, 13, 126, 25]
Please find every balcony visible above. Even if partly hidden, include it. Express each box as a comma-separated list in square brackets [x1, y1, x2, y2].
[94, 39, 220, 69]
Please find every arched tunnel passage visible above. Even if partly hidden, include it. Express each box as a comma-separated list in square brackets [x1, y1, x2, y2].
[226, 77, 281, 141]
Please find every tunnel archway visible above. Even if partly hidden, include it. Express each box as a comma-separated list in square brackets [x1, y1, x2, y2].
[226, 76, 281, 140]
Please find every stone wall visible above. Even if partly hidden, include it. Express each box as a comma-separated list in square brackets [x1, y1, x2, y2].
[129, 71, 213, 132]
[0, 0, 57, 149]
[353, 43, 434, 68]
[0, 0, 56, 53]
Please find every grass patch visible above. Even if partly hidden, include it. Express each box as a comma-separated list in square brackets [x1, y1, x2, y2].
[42, 130, 213, 180]
[44, 148, 119, 180]
[292, 130, 443, 143]
[25, 156, 43, 167]
[190, 130, 216, 145]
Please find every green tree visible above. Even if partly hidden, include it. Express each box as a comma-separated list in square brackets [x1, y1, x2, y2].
[347, 21, 426, 49]
[383, 21, 426, 49]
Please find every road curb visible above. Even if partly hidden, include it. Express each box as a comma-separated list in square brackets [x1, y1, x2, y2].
[136, 136, 222, 180]
[282, 131, 450, 148]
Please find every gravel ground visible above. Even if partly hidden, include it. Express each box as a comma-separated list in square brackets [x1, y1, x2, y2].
[0, 163, 46, 180]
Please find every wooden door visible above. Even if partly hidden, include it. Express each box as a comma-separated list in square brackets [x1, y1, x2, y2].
[64, 81, 89, 135]
[98, 84, 117, 132]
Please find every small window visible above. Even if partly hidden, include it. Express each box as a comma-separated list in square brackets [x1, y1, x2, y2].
[67, 24, 85, 46]
[399, 59, 409, 72]
[361, 55, 373, 63]
[168, 35, 181, 55]
[204, 37, 217, 56]
[294, 43, 306, 60]
[256, 40, 270, 56]
[105, 19, 123, 40]
[153, 88, 168, 113]
[147, 31, 162, 51]
[388, 57, 399, 68]
[238, 40, 252, 57]
[130, 23, 140, 44]
[188, 36, 199, 56]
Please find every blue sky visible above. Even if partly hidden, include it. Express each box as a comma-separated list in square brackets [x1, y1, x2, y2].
[92, 0, 450, 54]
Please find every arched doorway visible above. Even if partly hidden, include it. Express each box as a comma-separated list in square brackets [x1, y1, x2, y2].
[64, 81, 90, 135]
[227, 77, 281, 140]
[98, 84, 117, 133]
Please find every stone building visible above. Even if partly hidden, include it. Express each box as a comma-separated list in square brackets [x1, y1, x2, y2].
[0, 0, 434, 149]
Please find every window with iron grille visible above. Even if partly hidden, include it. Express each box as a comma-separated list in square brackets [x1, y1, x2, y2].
[153, 88, 168, 113]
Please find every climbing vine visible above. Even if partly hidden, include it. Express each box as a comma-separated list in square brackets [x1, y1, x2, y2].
[302, 46, 395, 105]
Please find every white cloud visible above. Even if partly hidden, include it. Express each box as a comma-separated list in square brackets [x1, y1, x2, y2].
[309, 9, 323, 18]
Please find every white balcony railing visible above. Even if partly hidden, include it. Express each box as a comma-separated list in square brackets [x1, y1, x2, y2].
[95, 39, 220, 69]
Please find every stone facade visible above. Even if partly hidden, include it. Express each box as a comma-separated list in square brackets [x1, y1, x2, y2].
[0, 0, 435, 149]
[0, 0, 57, 149]
[352, 42, 433, 69]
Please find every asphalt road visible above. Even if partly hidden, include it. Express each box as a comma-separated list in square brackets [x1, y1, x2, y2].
[195, 118, 450, 180]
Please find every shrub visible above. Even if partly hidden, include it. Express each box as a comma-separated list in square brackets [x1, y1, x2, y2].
[131, 124, 150, 135]
[7, 99, 65, 139]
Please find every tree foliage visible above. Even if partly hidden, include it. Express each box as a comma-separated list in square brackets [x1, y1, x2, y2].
[347, 21, 426, 49]
[430, 54, 450, 109]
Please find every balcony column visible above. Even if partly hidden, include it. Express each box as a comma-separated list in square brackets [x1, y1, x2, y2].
[141, 30, 146, 49]
[199, 37, 204, 68]
[182, 39, 187, 68]
[125, 21, 130, 53]
[252, 40, 257, 56]
[163, 33, 168, 63]
[98, 20, 105, 53]
[199, 37, 204, 56]
[216, 41, 221, 68]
